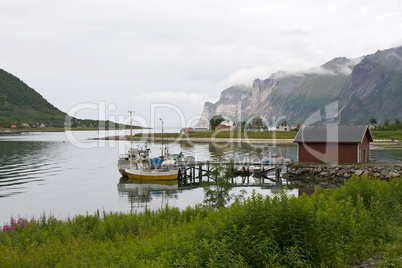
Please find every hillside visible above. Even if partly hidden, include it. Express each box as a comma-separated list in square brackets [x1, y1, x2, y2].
[0, 69, 132, 129]
[198, 46, 402, 127]
[0, 68, 66, 127]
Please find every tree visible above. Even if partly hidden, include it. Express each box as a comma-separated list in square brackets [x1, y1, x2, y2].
[209, 115, 225, 130]
[384, 119, 390, 126]
[369, 117, 377, 124]
[202, 156, 245, 209]
[241, 121, 246, 131]
[251, 116, 264, 130]
[395, 119, 401, 126]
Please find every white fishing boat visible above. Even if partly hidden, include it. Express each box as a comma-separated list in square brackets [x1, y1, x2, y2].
[124, 162, 178, 184]
[118, 112, 179, 183]
[118, 145, 151, 177]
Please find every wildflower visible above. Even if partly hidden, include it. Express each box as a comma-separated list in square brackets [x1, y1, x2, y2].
[2, 225, 12, 232]
[10, 217, 17, 230]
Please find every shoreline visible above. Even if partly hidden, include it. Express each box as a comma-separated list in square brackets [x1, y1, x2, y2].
[0, 127, 148, 135]
[1, 130, 401, 147]
[96, 135, 402, 146]
[97, 135, 296, 144]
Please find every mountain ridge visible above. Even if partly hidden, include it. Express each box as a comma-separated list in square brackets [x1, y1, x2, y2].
[0, 68, 128, 129]
[198, 46, 402, 127]
[0, 68, 67, 127]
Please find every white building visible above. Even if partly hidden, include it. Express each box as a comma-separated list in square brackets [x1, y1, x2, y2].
[276, 121, 290, 131]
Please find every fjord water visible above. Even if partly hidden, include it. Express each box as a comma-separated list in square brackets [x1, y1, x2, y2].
[0, 130, 297, 225]
[0, 130, 400, 226]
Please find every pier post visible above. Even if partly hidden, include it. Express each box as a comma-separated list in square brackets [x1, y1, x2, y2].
[207, 163, 210, 182]
[198, 165, 202, 183]
[178, 168, 182, 185]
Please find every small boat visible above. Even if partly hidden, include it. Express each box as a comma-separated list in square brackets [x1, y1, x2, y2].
[124, 163, 178, 184]
[117, 145, 151, 177]
[119, 111, 179, 183]
[124, 150, 179, 183]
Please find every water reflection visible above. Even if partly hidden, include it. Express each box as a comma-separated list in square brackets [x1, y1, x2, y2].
[370, 146, 402, 161]
[207, 142, 297, 162]
[117, 178, 179, 210]
[0, 140, 64, 197]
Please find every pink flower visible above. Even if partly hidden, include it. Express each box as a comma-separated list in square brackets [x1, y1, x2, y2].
[2, 225, 12, 232]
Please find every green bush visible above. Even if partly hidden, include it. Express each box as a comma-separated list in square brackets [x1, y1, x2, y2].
[1, 175, 402, 267]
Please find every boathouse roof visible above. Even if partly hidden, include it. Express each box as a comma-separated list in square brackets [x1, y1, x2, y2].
[293, 125, 373, 143]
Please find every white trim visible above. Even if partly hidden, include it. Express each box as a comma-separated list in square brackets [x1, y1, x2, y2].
[296, 143, 299, 162]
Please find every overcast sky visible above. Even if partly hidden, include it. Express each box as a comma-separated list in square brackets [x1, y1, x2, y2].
[1, 0, 402, 128]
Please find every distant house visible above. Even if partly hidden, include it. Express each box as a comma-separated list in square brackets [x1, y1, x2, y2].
[293, 125, 373, 163]
[276, 121, 290, 131]
[180, 127, 195, 134]
[215, 124, 231, 131]
[10, 125, 17, 129]
[215, 121, 233, 131]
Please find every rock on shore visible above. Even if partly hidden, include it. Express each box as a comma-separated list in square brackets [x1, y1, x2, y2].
[283, 162, 402, 189]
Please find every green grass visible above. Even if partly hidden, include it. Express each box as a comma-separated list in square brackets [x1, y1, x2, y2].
[1, 175, 402, 267]
[371, 129, 402, 141]
[136, 129, 402, 141]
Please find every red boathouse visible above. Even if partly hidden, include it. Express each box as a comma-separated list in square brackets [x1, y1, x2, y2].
[293, 125, 373, 163]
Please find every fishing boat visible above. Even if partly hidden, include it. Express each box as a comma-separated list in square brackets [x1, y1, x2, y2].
[124, 162, 178, 184]
[117, 144, 151, 176]
[117, 111, 152, 176]
[119, 112, 179, 183]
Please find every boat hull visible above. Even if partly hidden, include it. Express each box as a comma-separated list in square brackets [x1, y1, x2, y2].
[125, 168, 178, 184]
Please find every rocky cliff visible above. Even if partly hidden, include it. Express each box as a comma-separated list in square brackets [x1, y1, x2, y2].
[198, 46, 402, 127]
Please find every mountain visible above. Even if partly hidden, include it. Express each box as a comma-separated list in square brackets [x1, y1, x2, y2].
[198, 46, 402, 127]
[338, 47, 402, 124]
[0, 68, 126, 129]
[0, 68, 66, 127]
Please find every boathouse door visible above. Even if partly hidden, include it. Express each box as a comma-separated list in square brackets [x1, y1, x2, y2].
[362, 149, 367, 163]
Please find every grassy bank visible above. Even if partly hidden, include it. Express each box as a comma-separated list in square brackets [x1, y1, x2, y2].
[371, 129, 402, 141]
[2, 127, 401, 141]
[137, 129, 402, 141]
[1, 175, 402, 267]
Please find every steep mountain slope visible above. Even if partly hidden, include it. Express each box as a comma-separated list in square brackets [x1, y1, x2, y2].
[339, 47, 402, 124]
[0, 68, 66, 127]
[198, 46, 402, 127]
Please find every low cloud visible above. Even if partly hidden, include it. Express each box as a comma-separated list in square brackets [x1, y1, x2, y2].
[271, 57, 363, 79]
[220, 66, 273, 88]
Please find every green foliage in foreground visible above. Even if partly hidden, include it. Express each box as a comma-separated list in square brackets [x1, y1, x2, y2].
[1, 176, 402, 267]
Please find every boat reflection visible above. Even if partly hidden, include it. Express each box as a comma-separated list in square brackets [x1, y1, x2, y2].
[117, 177, 178, 209]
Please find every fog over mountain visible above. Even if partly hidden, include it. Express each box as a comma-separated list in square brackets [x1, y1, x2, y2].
[197, 46, 402, 127]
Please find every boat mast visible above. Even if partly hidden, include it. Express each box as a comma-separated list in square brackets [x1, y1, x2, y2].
[159, 118, 164, 157]
[129, 111, 133, 155]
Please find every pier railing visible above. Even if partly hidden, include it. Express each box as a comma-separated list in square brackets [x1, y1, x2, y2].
[174, 160, 293, 186]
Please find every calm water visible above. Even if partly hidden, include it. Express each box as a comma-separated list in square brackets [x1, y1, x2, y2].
[0, 131, 400, 226]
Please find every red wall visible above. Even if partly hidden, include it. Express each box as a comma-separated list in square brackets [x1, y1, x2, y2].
[359, 132, 371, 163]
[298, 142, 359, 163]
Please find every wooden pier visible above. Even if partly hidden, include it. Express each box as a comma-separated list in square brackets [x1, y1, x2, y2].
[174, 160, 293, 186]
